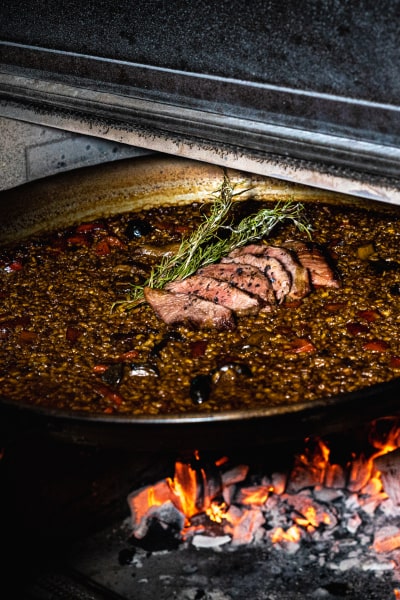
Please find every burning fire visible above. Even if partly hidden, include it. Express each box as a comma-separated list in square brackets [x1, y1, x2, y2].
[127, 415, 400, 582]
[271, 525, 301, 544]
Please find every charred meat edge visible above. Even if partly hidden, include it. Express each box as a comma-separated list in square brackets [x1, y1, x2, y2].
[166, 274, 260, 316]
[144, 287, 235, 330]
[198, 261, 277, 304]
[222, 253, 290, 304]
[283, 240, 341, 288]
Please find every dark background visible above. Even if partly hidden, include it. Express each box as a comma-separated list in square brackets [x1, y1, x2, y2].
[1, 0, 398, 103]
[1, 1, 400, 181]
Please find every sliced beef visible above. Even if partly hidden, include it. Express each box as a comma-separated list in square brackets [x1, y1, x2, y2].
[198, 262, 276, 306]
[144, 287, 235, 330]
[263, 245, 311, 301]
[144, 239, 340, 329]
[229, 243, 311, 300]
[165, 274, 260, 316]
[222, 253, 290, 304]
[228, 243, 268, 258]
[283, 240, 341, 288]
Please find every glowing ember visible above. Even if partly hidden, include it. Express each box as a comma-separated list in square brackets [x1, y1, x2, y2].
[239, 485, 273, 505]
[205, 500, 228, 524]
[271, 525, 302, 544]
[126, 415, 400, 583]
[373, 526, 400, 554]
[294, 504, 330, 529]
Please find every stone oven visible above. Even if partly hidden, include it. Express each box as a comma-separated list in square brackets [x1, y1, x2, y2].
[2, 2, 400, 598]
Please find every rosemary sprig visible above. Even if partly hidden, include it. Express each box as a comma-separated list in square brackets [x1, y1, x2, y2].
[113, 173, 312, 312]
[146, 173, 239, 289]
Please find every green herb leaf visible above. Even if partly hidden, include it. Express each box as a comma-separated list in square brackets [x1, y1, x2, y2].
[113, 172, 312, 312]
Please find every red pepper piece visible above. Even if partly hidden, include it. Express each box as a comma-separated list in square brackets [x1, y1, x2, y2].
[94, 240, 111, 256]
[7, 260, 23, 272]
[190, 340, 208, 357]
[390, 356, 400, 368]
[103, 236, 127, 249]
[346, 322, 369, 336]
[288, 338, 316, 353]
[324, 303, 346, 313]
[93, 364, 109, 374]
[284, 300, 303, 309]
[66, 234, 92, 247]
[76, 222, 106, 233]
[18, 331, 38, 344]
[66, 326, 83, 343]
[0, 316, 31, 330]
[93, 383, 124, 406]
[356, 309, 380, 322]
[93, 351, 138, 371]
[117, 349, 139, 361]
[362, 340, 390, 352]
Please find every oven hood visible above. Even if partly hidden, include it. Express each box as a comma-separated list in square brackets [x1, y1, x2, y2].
[1, 0, 400, 203]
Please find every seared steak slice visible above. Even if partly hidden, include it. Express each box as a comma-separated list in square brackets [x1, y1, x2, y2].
[144, 287, 235, 330]
[283, 240, 341, 288]
[222, 253, 290, 304]
[263, 245, 311, 301]
[225, 243, 311, 300]
[228, 243, 268, 258]
[198, 262, 276, 305]
[166, 275, 260, 316]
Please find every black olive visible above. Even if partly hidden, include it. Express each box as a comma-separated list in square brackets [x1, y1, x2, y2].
[150, 338, 169, 357]
[125, 218, 152, 239]
[190, 374, 212, 405]
[129, 362, 159, 377]
[389, 283, 400, 296]
[101, 362, 124, 386]
[368, 258, 400, 275]
[211, 362, 252, 385]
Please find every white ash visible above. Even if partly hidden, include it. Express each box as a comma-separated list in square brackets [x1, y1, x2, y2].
[192, 534, 231, 549]
[126, 437, 400, 592]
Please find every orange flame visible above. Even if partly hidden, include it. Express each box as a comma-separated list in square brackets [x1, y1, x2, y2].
[271, 525, 302, 544]
[291, 437, 332, 488]
[170, 462, 199, 521]
[148, 486, 164, 507]
[294, 505, 331, 529]
[205, 500, 228, 524]
[369, 417, 400, 454]
[130, 418, 400, 547]
[170, 458, 226, 524]
[239, 486, 273, 506]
